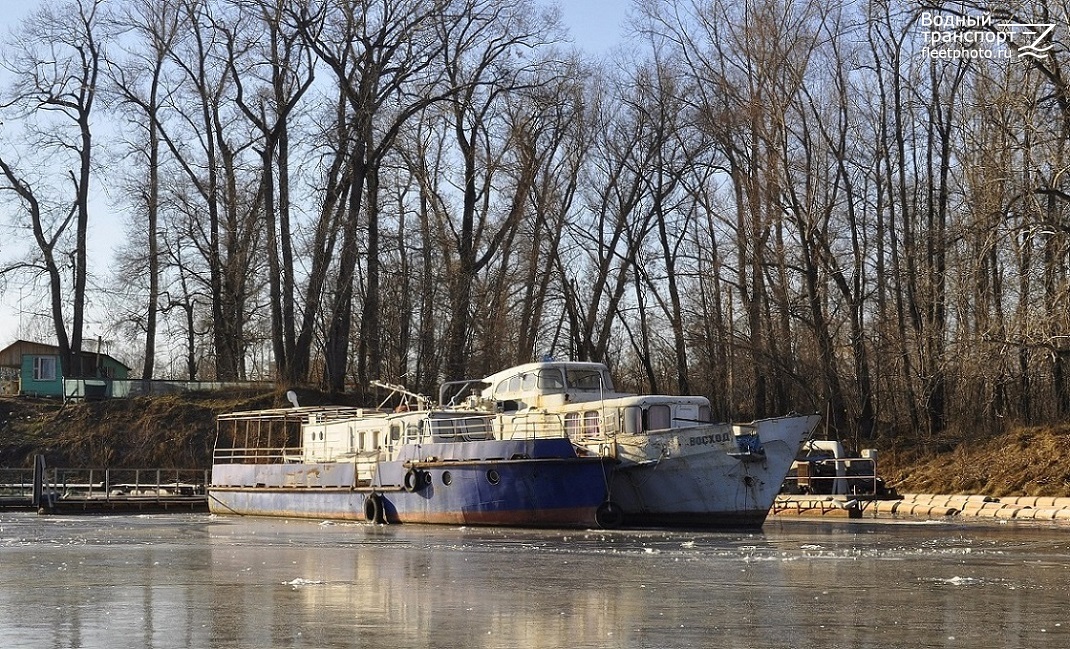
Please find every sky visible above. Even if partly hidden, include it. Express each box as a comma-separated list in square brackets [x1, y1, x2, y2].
[0, 0, 631, 354]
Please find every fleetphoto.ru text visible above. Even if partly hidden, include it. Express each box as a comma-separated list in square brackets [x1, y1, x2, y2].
[919, 11, 1055, 61]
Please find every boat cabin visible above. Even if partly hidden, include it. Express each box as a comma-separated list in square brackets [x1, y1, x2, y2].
[479, 361, 714, 439]
[300, 409, 496, 464]
[479, 361, 615, 410]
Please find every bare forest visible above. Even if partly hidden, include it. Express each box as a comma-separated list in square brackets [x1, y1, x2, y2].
[0, 0, 1068, 447]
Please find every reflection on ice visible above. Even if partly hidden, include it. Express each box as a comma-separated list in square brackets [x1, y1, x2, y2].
[0, 514, 1068, 647]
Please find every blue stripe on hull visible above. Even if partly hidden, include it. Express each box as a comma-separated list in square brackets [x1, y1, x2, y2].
[209, 458, 610, 529]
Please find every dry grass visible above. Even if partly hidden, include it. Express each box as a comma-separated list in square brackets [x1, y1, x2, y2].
[0, 387, 357, 469]
[879, 424, 1070, 497]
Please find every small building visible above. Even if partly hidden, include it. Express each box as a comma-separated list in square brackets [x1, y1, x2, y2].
[0, 340, 131, 398]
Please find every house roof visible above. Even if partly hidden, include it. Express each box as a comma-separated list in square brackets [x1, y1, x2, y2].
[0, 339, 131, 370]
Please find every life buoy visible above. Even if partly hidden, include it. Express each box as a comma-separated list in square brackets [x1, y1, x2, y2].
[595, 501, 624, 529]
[403, 469, 425, 492]
[364, 493, 384, 523]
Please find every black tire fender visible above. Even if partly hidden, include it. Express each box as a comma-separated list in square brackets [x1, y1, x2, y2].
[403, 469, 424, 492]
[364, 493, 384, 523]
[595, 501, 623, 529]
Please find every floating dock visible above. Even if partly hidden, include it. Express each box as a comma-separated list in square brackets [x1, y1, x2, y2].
[0, 458, 208, 514]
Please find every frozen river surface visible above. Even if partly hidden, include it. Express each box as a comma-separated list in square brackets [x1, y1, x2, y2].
[0, 512, 1067, 648]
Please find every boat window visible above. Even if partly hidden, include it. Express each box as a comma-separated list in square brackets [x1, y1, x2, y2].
[623, 406, 642, 434]
[567, 369, 603, 391]
[521, 373, 538, 391]
[390, 424, 401, 441]
[698, 406, 712, 423]
[647, 405, 671, 431]
[359, 431, 366, 449]
[565, 412, 581, 437]
[508, 375, 522, 392]
[583, 410, 601, 436]
[373, 431, 380, 448]
[538, 369, 565, 392]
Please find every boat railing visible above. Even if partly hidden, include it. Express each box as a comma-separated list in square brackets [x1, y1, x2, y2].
[213, 446, 304, 464]
[213, 446, 381, 475]
[497, 411, 568, 440]
[421, 414, 496, 442]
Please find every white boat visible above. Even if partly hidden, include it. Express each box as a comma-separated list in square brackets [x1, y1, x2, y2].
[445, 361, 820, 529]
[209, 383, 615, 528]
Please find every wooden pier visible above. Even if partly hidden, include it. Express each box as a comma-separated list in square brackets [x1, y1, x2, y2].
[0, 457, 208, 514]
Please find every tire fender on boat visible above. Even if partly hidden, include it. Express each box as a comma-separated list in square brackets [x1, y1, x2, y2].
[403, 469, 425, 492]
[364, 493, 384, 523]
[596, 501, 624, 529]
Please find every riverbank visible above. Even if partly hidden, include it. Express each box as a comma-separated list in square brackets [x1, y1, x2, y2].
[1, 393, 1069, 499]
[872, 423, 1070, 497]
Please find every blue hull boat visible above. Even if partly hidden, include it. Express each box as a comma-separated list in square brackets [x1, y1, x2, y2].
[209, 402, 615, 529]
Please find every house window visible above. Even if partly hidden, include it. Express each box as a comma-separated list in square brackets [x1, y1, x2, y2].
[33, 356, 57, 381]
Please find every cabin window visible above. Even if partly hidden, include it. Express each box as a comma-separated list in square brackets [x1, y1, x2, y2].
[538, 369, 565, 392]
[568, 369, 603, 391]
[521, 373, 538, 391]
[565, 412, 581, 437]
[623, 407, 642, 434]
[647, 405, 671, 431]
[33, 356, 57, 381]
[390, 424, 401, 441]
[698, 406, 712, 423]
[359, 432, 366, 449]
[583, 410, 601, 436]
[507, 375, 522, 392]
[372, 431, 381, 448]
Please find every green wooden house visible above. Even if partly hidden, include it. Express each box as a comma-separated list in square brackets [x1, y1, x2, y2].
[0, 340, 131, 398]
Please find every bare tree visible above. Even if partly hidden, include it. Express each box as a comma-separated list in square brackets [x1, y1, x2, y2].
[0, 0, 106, 377]
[107, 0, 183, 381]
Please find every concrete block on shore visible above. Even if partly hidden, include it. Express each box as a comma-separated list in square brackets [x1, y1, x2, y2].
[1020, 508, 1059, 521]
[959, 502, 1010, 517]
[873, 499, 903, 514]
[1001, 496, 1037, 508]
[993, 506, 1024, 519]
[1034, 497, 1070, 509]
[904, 504, 958, 518]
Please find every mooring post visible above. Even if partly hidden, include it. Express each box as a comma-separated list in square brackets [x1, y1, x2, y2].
[32, 454, 45, 508]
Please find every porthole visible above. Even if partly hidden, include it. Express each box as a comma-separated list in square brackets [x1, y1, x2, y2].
[487, 469, 501, 485]
[442, 471, 452, 486]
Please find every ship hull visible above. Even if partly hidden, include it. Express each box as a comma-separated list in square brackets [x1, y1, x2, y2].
[607, 414, 820, 529]
[210, 438, 612, 529]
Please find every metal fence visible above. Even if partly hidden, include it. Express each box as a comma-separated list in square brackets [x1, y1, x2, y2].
[64, 378, 275, 400]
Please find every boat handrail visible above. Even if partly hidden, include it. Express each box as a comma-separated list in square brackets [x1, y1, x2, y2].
[217, 406, 392, 423]
[415, 413, 496, 442]
[213, 446, 303, 463]
[496, 411, 569, 440]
